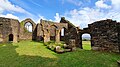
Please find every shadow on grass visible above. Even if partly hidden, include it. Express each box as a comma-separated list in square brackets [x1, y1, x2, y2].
[0, 43, 57, 67]
[0, 42, 120, 67]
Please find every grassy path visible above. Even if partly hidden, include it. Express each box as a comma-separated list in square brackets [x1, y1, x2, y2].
[0, 40, 120, 67]
[82, 41, 91, 50]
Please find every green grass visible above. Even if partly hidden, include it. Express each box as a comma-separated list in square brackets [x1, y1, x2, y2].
[82, 41, 91, 50]
[0, 40, 120, 67]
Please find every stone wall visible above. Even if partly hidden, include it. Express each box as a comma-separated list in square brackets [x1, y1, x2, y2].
[60, 17, 80, 46]
[36, 23, 44, 41]
[79, 19, 120, 52]
[90, 19, 119, 52]
[0, 17, 19, 43]
[0, 17, 120, 53]
[36, 19, 68, 42]
[19, 18, 36, 40]
[10, 19, 20, 43]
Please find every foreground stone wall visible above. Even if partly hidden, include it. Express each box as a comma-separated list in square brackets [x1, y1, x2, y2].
[79, 19, 120, 52]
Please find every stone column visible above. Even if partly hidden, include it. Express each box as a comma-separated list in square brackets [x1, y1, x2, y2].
[55, 29, 60, 43]
[43, 30, 50, 42]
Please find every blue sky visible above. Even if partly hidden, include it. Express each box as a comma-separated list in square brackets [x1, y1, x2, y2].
[0, 0, 120, 29]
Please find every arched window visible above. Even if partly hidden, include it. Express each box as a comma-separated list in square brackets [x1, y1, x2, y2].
[60, 28, 66, 41]
[61, 28, 65, 36]
[24, 22, 32, 32]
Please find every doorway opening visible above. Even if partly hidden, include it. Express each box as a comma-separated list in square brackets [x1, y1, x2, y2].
[9, 34, 13, 41]
[82, 33, 91, 50]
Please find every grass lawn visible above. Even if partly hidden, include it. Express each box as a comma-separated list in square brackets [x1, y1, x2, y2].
[0, 40, 120, 67]
[82, 41, 91, 50]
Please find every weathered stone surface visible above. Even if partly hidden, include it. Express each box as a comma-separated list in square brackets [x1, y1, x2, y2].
[117, 60, 120, 67]
[38, 19, 68, 42]
[0, 17, 120, 53]
[55, 46, 64, 53]
[78, 19, 120, 53]
[0, 17, 19, 43]
[19, 18, 36, 40]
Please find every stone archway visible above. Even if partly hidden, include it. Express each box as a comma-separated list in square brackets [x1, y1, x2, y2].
[9, 34, 13, 41]
[21, 18, 36, 40]
[82, 33, 91, 50]
[22, 18, 36, 32]
[78, 28, 92, 49]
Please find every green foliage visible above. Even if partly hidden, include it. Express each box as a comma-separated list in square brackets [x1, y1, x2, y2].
[44, 41, 55, 46]
[24, 28, 30, 33]
[20, 21, 24, 27]
[44, 41, 64, 51]
[20, 21, 31, 33]
[0, 40, 120, 67]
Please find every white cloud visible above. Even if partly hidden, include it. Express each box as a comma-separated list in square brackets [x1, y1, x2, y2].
[0, 0, 31, 15]
[53, 0, 120, 29]
[36, 0, 120, 29]
[54, 13, 61, 22]
[36, 15, 46, 23]
[95, 0, 111, 9]
[111, 0, 120, 10]
[0, 7, 4, 13]
[61, 6, 120, 29]
[0, 14, 19, 20]
[38, 15, 46, 20]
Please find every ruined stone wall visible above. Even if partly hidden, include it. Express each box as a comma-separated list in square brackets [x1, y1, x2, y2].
[88, 19, 120, 52]
[10, 19, 20, 43]
[19, 18, 36, 40]
[0, 17, 19, 43]
[37, 19, 68, 42]
[118, 23, 120, 52]
[60, 17, 79, 46]
[36, 23, 43, 41]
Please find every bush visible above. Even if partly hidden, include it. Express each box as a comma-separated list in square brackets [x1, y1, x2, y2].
[44, 41, 65, 51]
[55, 43, 64, 48]
[44, 41, 55, 46]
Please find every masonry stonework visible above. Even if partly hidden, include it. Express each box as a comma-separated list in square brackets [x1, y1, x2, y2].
[0, 17, 120, 53]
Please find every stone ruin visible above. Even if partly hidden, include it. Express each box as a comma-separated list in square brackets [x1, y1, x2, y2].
[0, 17, 120, 53]
[79, 19, 120, 52]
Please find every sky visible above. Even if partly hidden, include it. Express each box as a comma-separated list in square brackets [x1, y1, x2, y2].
[0, 0, 120, 33]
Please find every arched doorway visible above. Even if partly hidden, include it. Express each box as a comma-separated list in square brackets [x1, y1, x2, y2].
[9, 34, 13, 41]
[82, 33, 91, 50]
[24, 22, 33, 32]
